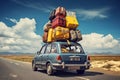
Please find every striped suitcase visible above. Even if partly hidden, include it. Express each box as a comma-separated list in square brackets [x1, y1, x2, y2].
[55, 7, 66, 17]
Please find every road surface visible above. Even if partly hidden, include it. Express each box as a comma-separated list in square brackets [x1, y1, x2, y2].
[0, 58, 120, 80]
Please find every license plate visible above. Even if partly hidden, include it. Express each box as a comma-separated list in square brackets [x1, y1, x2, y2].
[68, 66, 80, 70]
[70, 57, 80, 61]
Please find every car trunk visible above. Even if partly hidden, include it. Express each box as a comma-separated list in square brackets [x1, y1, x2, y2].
[60, 53, 87, 64]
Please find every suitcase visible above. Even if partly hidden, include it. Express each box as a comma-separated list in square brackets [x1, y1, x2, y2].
[42, 32, 48, 43]
[70, 30, 77, 41]
[55, 7, 66, 17]
[44, 22, 52, 32]
[49, 9, 56, 22]
[47, 28, 53, 43]
[76, 30, 82, 41]
[52, 16, 66, 28]
[66, 16, 79, 29]
[53, 26, 69, 40]
[67, 11, 76, 17]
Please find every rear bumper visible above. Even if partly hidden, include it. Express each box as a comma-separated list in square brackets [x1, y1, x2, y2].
[52, 62, 91, 70]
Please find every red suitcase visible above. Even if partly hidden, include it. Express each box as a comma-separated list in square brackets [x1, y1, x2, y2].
[52, 16, 66, 28]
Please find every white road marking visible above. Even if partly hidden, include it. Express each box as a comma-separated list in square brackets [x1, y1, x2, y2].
[76, 77, 90, 80]
[9, 73, 18, 78]
[14, 63, 19, 65]
[10, 61, 13, 63]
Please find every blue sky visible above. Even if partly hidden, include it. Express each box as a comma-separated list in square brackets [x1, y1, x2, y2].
[0, 0, 120, 53]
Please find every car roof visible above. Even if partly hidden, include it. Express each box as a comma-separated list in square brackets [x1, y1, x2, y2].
[44, 42, 81, 45]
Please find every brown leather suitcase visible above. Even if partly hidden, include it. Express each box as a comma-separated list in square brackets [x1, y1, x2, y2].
[42, 32, 48, 43]
[76, 30, 82, 41]
[49, 9, 56, 22]
[70, 30, 77, 41]
[44, 22, 52, 32]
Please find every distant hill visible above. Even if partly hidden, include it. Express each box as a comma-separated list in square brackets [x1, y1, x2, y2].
[88, 52, 120, 56]
[0, 52, 34, 55]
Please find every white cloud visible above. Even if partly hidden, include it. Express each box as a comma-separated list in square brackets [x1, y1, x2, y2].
[0, 18, 42, 53]
[80, 33, 120, 53]
[6, 18, 18, 23]
[11, 0, 55, 13]
[71, 8, 110, 20]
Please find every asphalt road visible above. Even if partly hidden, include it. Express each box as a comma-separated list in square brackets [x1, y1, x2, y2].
[0, 58, 120, 80]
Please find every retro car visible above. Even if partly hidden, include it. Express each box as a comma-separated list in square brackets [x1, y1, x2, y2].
[32, 42, 90, 75]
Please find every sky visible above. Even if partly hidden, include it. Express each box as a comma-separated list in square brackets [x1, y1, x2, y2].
[0, 0, 120, 54]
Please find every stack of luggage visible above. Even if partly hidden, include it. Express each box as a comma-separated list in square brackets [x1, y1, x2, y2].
[42, 7, 82, 43]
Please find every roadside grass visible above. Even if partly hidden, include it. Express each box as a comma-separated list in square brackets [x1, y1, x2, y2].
[0, 55, 120, 72]
[0, 55, 33, 62]
[90, 56, 120, 61]
[0, 55, 120, 62]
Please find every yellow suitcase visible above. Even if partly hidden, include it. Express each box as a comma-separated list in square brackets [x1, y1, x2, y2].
[53, 26, 69, 40]
[47, 28, 53, 42]
[66, 16, 79, 29]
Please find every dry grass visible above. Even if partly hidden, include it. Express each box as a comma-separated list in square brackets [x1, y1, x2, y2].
[91, 60, 120, 72]
[0, 55, 120, 62]
[0, 55, 34, 62]
[90, 56, 120, 61]
[1, 55, 120, 72]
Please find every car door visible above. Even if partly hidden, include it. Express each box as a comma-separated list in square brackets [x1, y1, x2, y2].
[42, 44, 52, 65]
[37, 45, 47, 65]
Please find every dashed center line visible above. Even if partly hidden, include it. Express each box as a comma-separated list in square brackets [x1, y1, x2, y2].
[9, 73, 18, 78]
[10, 61, 13, 63]
[76, 77, 90, 80]
[14, 63, 19, 65]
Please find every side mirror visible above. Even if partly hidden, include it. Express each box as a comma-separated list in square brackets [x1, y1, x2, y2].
[37, 51, 40, 55]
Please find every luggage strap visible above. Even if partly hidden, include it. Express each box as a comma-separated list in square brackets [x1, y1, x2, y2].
[67, 40, 71, 45]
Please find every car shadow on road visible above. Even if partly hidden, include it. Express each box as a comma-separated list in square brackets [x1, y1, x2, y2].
[37, 69, 104, 77]
[55, 71, 104, 77]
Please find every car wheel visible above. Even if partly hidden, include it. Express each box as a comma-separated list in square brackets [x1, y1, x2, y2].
[47, 63, 53, 75]
[76, 70, 85, 74]
[32, 61, 37, 71]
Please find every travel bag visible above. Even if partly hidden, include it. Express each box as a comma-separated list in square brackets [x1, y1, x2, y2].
[47, 28, 53, 43]
[52, 16, 66, 28]
[70, 30, 77, 41]
[49, 9, 56, 22]
[44, 22, 52, 32]
[55, 7, 66, 17]
[66, 16, 79, 29]
[42, 32, 48, 43]
[76, 30, 82, 41]
[53, 26, 69, 40]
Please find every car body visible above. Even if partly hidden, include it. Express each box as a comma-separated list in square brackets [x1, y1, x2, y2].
[32, 42, 90, 75]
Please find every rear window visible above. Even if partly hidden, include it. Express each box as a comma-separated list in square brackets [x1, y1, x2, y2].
[60, 43, 84, 54]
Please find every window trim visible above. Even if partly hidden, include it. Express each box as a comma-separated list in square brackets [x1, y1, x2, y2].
[39, 44, 47, 54]
[51, 43, 58, 53]
[45, 43, 52, 54]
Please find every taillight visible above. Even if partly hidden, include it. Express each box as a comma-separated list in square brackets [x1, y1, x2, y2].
[56, 55, 62, 62]
[88, 56, 90, 61]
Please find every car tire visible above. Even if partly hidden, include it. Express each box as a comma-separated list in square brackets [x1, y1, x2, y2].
[76, 70, 85, 74]
[32, 61, 37, 71]
[47, 63, 54, 75]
